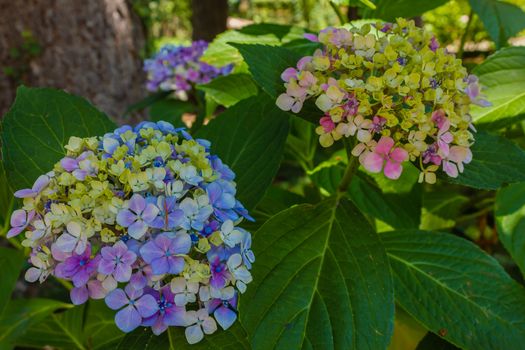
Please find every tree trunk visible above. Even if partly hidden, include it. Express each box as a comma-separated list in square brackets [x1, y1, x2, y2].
[191, 0, 228, 42]
[0, 0, 146, 120]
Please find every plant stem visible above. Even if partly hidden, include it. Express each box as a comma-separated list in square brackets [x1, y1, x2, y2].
[338, 138, 358, 193]
[329, 2, 346, 25]
[458, 9, 474, 59]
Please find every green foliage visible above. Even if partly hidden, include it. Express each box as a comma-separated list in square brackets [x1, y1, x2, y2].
[112, 323, 248, 349]
[149, 98, 194, 127]
[496, 182, 525, 277]
[196, 94, 290, 210]
[0, 247, 24, 316]
[449, 131, 525, 189]
[0, 299, 72, 349]
[383, 230, 525, 349]
[197, 74, 259, 107]
[472, 47, 525, 129]
[468, 0, 525, 47]
[1, 86, 116, 190]
[240, 198, 394, 349]
[364, 0, 448, 21]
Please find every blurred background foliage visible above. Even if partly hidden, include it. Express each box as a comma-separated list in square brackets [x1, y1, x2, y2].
[132, 0, 525, 55]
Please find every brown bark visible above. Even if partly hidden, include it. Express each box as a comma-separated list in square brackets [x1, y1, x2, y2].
[0, 0, 146, 120]
[191, 0, 228, 42]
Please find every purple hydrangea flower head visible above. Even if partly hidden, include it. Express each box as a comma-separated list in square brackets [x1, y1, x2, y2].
[144, 41, 232, 94]
[105, 284, 159, 332]
[7, 121, 255, 343]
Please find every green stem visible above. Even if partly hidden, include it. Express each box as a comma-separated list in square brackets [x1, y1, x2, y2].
[329, 1, 346, 25]
[458, 9, 474, 58]
[55, 277, 73, 291]
[338, 138, 358, 193]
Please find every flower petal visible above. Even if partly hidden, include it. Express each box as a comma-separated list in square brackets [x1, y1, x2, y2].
[135, 294, 159, 318]
[384, 160, 403, 180]
[127, 221, 148, 239]
[105, 288, 129, 310]
[185, 324, 204, 344]
[362, 152, 384, 173]
[214, 307, 237, 330]
[116, 210, 137, 228]
[115, 305, 142, 333]
[70, 286, 89, 305]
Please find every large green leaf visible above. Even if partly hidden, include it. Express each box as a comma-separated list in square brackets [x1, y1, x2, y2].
[449, 131, 525, 190]
[468, 0, 525, 47]
[16, 301, 124, 350]
[1, 86, 116, 190]
[201, 24, 306, 68]
[471, 47, 525, 129]
[495, 182, 525, 277]
[231, 44, 302, 99]
[350, 175, 421, 229]
[197, 74, 258, 107]
[0, 298, 72, 349]
[110, 323, 248, 350]
[240, 198, 394, 350]
[0, 247, 24, 316]
[383, 230, 525, 349]
[308, 160, 421, 229]
[0, 160, 13, 228]
[365, 0, 447, 21]
[420, 189, 469, 230]
[196, 94, 290, 210]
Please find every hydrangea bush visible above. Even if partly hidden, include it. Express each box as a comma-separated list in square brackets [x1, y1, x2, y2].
[276, 19, 490, 183]
[4, 16, 525, 350]
[7, 121, 254, 344]
[144, 41, 233, 96]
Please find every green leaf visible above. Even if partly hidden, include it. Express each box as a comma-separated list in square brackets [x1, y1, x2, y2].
[0, 247, 24, 316]
[0, 298, 72, 349]
[448, 131, 525, 189]
[124, 91, 171, 116]
[196, 94, 290, 210]
[495, 182, 525, 277]
[240, 198, 394, 350]
[471, 47, 525, 129]
[364, 0, 447, 21]
[197, 74, 258, 107]
[0, 162, 13, 229]
[16, 300, 124, 350]
[111, 323, 249, 349]
[420, 190, 469, 230]
[148, 98, 194, 127]
[308, 161, 422, 229]
[1, 86, 116, 190]
[201, 31, 281, 68]
[350, 174, 422, 229]
[201, 24, 307, 68]
[231, 44, 302, 99]
[382, 230, 525, 349]
[468, 0, 525, 47]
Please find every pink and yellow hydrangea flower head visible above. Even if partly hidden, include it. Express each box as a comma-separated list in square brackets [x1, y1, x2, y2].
[7, 121, 254, 344]
[276, 19, 490, 182]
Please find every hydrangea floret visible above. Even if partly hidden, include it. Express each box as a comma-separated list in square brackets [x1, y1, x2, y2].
[276, 19, 490, 183]
[7, 121, 254, 344]
[144, 41, 233, 96]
